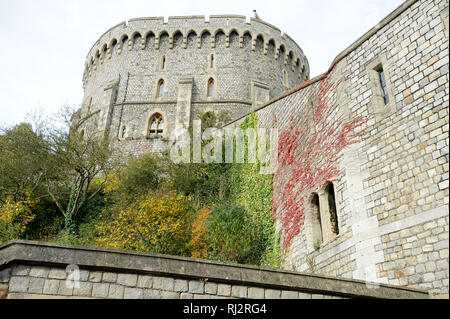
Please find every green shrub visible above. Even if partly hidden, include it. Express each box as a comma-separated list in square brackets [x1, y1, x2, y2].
[116, 153, 166, 197]
[205, 202, 267, 265]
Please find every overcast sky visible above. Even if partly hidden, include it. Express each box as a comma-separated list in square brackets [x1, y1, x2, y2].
[0, 0, 405, 127]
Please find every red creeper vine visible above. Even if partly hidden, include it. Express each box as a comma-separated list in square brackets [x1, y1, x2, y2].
[273, 71, 372, 252]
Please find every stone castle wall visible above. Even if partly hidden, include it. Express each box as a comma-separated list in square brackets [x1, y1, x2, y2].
[0, 241, 428, 299]
[78, 15, 310, 156]
[225, 0, 449, 297]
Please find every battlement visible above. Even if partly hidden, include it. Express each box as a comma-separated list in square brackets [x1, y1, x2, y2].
[83, 14, 309, 84]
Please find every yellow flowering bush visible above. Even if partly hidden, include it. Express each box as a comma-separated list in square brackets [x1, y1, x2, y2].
[187, 207, 211, 259]
[0, 192, 37, 241]
[95, 189, 192, 255]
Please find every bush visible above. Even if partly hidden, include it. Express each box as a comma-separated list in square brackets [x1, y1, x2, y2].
[95, 189, 193, 256]
[187, 207, 211, 259]
[113, 153, 166, 198]
[0, 194, 36, 243]
[205, 202, 267, 265]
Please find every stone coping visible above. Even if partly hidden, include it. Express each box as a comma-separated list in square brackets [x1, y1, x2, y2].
[0, 241, 428, 299]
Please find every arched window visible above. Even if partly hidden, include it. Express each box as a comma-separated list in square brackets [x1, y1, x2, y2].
[148, 114, 164, 138]
[207, 78, 214, 98]
[310, 193, 323, 250]
[157, 79, 165, 98]
[326, 183, 339, 235]
[120, 126, 127, 139]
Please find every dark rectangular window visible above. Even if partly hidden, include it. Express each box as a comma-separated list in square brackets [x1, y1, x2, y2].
[377, 68, 389, 105]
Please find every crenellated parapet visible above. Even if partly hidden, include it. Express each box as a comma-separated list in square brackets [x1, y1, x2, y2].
[82, 15, 310, 87]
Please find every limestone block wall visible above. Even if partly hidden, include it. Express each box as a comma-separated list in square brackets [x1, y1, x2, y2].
[0, 241, 428, 299]
[224, 0, 449, 297]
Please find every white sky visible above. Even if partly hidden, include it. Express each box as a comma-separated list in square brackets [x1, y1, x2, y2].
[0, 0, 405, 127]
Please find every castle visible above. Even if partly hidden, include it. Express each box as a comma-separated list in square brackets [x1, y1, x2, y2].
[76, 0, 449, 297]
[78, 14, 309, 154]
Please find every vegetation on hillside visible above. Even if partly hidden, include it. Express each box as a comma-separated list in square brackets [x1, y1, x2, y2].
[0, 107, 282, 269]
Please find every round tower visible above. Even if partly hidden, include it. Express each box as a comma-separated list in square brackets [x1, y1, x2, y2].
[79, 15, 310, 154]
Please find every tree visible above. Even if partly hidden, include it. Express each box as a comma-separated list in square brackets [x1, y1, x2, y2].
[0, 123, 49, 203]
[41, 105, 120, 230]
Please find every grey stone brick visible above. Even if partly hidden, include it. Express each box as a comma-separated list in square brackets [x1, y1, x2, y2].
[48, 268, 67, 280]
[108, 284, 125, 299]
[248, 287, 265, 299]
[205, 282, 218, 295]
[137, 275, 153, 289]
[28, 277, 45, 294]
[124, 287, 143, 299]
[217, 284, 231, 297]
[43, 279, 60, 295]
[102, 272, 118, 283]
[117, 274, 138, 287]
[92, 283, 110, 298]
[265, 289, 281, 299]
[160, 291, 180, 299]
[180, 293, 194, 299]
[73, 281, 93, 297]
[29, 267, 49, 278]
[11, 265, 30, 276]
[88, 272, 103, 283]
[281, 290, 299, 299]
[57, 281, 73, 296]
[0, 268, 11, 283]
[143, 289, 161, 299]
[8, 276, 30, 293]
[174, 279, 188, 292]
[231, 286, 247, 298]
[189, 280, 204, 294]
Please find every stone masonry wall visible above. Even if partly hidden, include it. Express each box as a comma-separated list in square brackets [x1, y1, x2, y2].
[0, 241, 428, 299]
[224, 0, 449, 297]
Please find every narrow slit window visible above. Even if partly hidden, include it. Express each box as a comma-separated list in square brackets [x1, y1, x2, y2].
[157, 79, 164, 98]
[162, 56, 166, 70]
[121, 126, 127, 139]
[377, 68, 389, 105]
[311, 193, 323, 248]
[207, 78, 214, 97]
[210, 54, 214, 68]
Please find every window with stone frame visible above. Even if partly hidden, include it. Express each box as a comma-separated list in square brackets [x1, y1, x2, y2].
[148, 114, 164, 139]
[157, 79, 165, 98]
[207, 78, 215, 98]
[376, 66, 390, 105]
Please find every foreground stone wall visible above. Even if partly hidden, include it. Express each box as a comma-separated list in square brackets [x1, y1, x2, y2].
[224, 0, 449, 297]
[0, 241, 428, 299]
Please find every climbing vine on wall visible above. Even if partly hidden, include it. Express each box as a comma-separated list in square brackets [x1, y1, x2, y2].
[273, 71, 372, 252]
